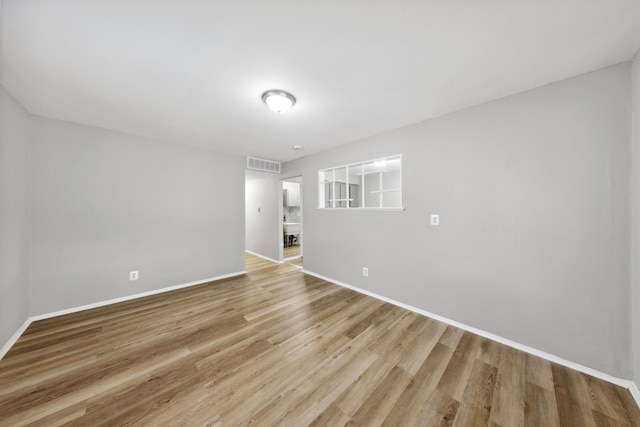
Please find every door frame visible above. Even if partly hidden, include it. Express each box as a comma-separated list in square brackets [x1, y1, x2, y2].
[280, 176, 303, 262]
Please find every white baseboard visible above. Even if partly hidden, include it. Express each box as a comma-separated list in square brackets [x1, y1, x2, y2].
[0, 270, 245, 360]
[630, 382, 640, 408]
[301, 268, 635, 391]
[0, 318, 31, 360]
[4, 265, 639, 410]
[245, 250, 282, 264]
[30, 271, 246, 323]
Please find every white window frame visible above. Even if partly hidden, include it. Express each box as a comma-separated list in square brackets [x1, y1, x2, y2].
[318, 154, 404, 211]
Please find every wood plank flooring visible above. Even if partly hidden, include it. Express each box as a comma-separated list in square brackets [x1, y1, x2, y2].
[1, 254, 639, 426]
[284, 256, 303, 268]
[283, 245, 301, 260]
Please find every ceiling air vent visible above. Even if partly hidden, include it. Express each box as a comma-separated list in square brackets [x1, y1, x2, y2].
[247, 157, 281, 174]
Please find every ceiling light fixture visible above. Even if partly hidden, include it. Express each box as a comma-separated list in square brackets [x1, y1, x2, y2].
[262, 90, 296, 114]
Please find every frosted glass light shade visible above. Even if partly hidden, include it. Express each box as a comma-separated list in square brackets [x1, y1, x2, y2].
[262, 90, 296, 113]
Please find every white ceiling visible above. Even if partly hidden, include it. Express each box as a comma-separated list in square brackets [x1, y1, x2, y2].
[1, 1, 640, 162]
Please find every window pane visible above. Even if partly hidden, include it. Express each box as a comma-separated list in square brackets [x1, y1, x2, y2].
[363, 164, 380, 208]
[348, 166, 360, 207]
[318, 155, 402, 210]
[333, 167, 347, 208]
[381, 170, 401, 208]
[382, 189, 401, 207]
[324, 182, 332, 208]
[349, 184, 359, 207]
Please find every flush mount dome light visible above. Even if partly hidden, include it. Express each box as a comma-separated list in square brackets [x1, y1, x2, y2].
[262, 90, 296, 113]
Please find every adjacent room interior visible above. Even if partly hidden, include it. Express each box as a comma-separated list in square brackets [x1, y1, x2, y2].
[2, 1, 640, 425]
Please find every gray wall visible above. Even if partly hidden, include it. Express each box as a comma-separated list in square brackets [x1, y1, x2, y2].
[30, 116, 245, 315]
[632, 51, 640, 385]
[283, 63, 633, 378]
[0, 85, 30, 347]
[245, 169, 281, 261]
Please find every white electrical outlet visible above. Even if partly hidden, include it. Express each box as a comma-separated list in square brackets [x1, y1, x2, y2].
[362, 267, 369, 277]
[129, 271, 139, 281]
[430, 214, 440, 226]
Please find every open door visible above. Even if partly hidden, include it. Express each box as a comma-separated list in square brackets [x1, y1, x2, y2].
[281, 177, 302, 267]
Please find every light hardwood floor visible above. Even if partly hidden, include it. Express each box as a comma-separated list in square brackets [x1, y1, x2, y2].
[283, 244, 301, 260]
[1, 254, 639, 426]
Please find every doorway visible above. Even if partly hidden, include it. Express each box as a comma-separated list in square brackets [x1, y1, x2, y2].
[281, 177, 302, 267]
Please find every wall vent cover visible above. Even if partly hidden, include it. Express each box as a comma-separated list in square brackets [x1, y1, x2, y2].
[247, 157, 281, 174]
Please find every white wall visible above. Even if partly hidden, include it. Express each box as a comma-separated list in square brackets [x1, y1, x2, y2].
[632, 51, 640, 385]
[29, 116, 245, 315]
[245, 169, 281, 261]
[0, 85, 30, 348]
[283, 63, 633, 378]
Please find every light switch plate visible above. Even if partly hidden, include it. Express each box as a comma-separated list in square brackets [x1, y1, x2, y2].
[430, 214, 440, 226]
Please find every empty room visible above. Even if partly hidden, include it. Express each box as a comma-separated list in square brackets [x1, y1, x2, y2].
[2, 1, 640, 425]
